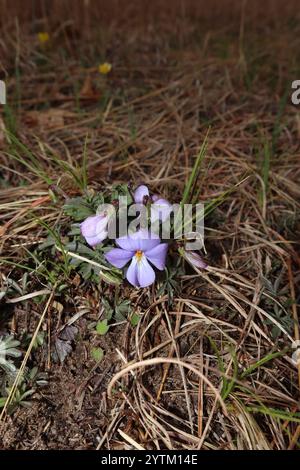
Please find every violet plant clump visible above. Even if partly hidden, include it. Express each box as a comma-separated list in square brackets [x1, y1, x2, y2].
[74, 184, 207, 289]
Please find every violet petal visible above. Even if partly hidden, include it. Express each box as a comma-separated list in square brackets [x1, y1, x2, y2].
[151, 198, 172, 222]
[105, 248, 134, 268]
[116, 233, 140, 252]
[84, 232, 108, 247]
[81, 214, 108, 246]
[145, 243, 168, 270]
[185, 250, 207, 269]
[126, 256, 139, 287]
[137, 255, 155, 287]
[117, 229, 160, 252]
[134, 185, 149, 204]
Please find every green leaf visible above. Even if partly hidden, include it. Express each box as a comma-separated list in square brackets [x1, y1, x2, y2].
[0, 291, 7, 301]
[99, 270, 122, 286]
[0, 397, 7, 407]
[240, 349, 288, 378]
[91, 347, 104, 362]
[245, 406, 300, 423]
[96, 319, 109, 335]
[181, 129, 209, 205]
[102, 298, 114, 321]
[63, 197, 94, 221]
[0, 335, 22, 361]
[115, 300, 131, 321]
[130, 313, 140, 327]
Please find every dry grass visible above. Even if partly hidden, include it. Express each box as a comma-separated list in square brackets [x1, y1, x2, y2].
[0, 0, 299, 450]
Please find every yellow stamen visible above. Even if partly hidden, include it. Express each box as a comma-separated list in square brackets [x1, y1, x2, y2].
[135, 250, 143, 261]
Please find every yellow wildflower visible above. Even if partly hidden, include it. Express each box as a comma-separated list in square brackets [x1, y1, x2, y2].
[38, 32, 50, 44]
[98, 62, 112, 75]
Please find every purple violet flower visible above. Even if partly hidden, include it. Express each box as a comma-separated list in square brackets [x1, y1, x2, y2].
[105, 229, 168, 288]
[80, 213, 109, 247]
[184, 250, 207, 269]
[134, 185, 172, 222]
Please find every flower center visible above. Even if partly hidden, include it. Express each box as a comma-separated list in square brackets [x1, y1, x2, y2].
[135, 250, 143, 261]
